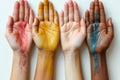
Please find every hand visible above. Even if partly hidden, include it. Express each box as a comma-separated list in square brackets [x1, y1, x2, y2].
[6, 0, 34, 54]
[85, 0, 114, 54]
[32, 0, 59, 52]
[60, 0, 86, 53]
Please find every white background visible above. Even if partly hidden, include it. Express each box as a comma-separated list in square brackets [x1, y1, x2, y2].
[0, 0, 120, 80]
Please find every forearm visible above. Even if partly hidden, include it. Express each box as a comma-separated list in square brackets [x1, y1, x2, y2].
[11, 52, 30, 80]
[64, 50, 83, 80]
[90, 51, 109, 80]
[34, 50, 55, 80]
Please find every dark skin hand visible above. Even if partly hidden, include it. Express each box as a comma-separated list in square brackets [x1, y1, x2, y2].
[85, 0, 114, 80]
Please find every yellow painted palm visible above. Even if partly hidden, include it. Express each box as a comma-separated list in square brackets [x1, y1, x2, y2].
[32, 0, 59, 52]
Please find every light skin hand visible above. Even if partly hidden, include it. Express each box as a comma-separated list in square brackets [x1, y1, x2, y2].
[6, 0, 34, 54]
[85, 0, 114, 80]
[6, 0, 34, 80]
[32, 0, 59, 80]
[60, 0, 86, 80]
[60, 0, 86, 53]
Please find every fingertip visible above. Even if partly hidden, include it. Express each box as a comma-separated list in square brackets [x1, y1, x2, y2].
[64, 2, 68, 8]
[15, 1, 20, 8]
[20, 0, 24, 5]
[109, 18, 112, 25]
[60, 10, 64, 17]
[68, 0, 73, 7]
[74, 1, 78, 7]
[99, 1, 104, 8]
[80, 18, 85, 25]
[49, 2, 53, 8]
[109, 18, 112, 22]
[90, 1, 95, 9]
[25, 0, 28, 5]
[94, 0, 99, 2]
[82, 18, 85, 22]
[44, 0, 48, 3]
[30, 9, 34, 16]
[85, 10, 89, 16]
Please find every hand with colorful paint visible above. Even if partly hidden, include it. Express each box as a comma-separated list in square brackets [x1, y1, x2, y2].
[32, 0, 59, 52]
[6, 0, 34, 80]
[85, 0, 114, 80]
[60, 0, 86, 80]
[32, 0, 59, 80]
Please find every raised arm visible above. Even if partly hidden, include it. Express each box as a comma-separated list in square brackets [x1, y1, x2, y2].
[32, 0, 59, 80]
[6, 0, 34, 80]
[85, 0, 114, 80]
[60, 0, 86, 80]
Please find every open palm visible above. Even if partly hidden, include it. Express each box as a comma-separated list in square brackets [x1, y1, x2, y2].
[60, 1, 86, 52]
[85, 1, 114, 53]
[6, 1, 34, 53]
[32, 0, 59, 52]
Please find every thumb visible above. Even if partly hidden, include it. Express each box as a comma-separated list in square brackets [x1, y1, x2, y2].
[32, 18, 39, 35]
[6, 16, 14, 34]
[80, 18, 86, 35]
[107, 18, 114, 38]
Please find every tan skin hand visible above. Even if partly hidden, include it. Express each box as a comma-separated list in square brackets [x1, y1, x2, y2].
[60, 0, 86, 52]
[32, 0, 59, 52]
[33, 0, 59, 80]
[6, 0, 34, 54]
[85, 0, 114, 53]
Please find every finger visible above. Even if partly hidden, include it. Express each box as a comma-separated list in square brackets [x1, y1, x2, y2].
[80, 18, 86, 35]
[64, 2, 69, 23]
[107, 18, 114, 38]
[38, 2, 44, 21]
[19, 0, 25, 21]
[12, 1, 20, 22]
[24, 1, 30, 23]
[60, 10, 64, 27]
[49, 2, 54, 22]
[69, 0, 74, 21]
[74, 2, 80, 22]
[32, 18, 39, 34]
[29, 9, 34, 25]
[90, 1, 95, 23]
[94, 0, 100, 22]
[54, 10, 59, 25]
[85, 10, 90, 27]
[44, 0, 49, 21]
[99, 2, 106, 23]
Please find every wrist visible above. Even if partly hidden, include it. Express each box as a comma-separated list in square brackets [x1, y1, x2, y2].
[64, 49, 83, 80]
[12, 51, 29, 70]
[90, 50, 108, 80]
[64, 49, 80, 56]
[38, 49, 55, 57]
[35, 49, 55, 80]
[13, 50, 30, 56]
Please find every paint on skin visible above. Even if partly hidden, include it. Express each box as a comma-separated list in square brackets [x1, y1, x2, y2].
[16, 21, 28, 53]
[89, 13, 100, 73]
[15, 21, 28, 70]
[37, 22, 59, 51]
[19, 22, 28, 69]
